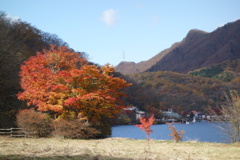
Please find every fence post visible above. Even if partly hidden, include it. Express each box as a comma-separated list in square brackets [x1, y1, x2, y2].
[8, 128, 26, 137]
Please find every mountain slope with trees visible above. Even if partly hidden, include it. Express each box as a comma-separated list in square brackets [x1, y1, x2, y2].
[122, 71, 240, 114]
[115, 20, 240, 116]
[188, 59, 240, 82]
[0, 11, 69, 128]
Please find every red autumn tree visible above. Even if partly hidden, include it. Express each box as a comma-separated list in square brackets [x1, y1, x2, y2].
[17, 45, 131, 122]
[135, 115, 155, 140]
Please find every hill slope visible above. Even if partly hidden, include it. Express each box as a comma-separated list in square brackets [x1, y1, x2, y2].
[188, 59, 240, 82]
[122, 70, 240, 112]
[115, 20, 240, 74]
[0, 11, 69, 128]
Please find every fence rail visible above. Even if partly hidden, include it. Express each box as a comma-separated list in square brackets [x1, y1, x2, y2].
[0, 128, 26, 137]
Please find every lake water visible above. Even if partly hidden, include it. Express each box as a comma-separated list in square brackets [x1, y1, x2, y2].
[112, 122, 229, 143]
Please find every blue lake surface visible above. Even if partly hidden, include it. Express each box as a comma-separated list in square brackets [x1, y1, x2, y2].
[112, 123, 229, 143]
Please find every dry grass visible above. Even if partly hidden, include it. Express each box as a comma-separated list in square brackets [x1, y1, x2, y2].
[0, 136, 240, 160]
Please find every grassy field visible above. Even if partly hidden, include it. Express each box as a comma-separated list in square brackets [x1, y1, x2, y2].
[0, 136, 240, 160]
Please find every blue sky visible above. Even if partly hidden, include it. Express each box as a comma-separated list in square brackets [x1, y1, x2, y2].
[1, 0, 240, 66]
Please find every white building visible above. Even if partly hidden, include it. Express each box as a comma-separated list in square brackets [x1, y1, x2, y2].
[162, 109, 181, 119]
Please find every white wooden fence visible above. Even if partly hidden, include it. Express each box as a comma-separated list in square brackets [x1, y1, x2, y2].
[0, 128, 26, 137]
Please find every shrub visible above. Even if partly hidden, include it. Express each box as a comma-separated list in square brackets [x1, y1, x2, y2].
[52, 118, 100, 139]
[16, 109, 53, 137]
[92, 122, 112, 138]
[168, 124, 185, 142]
[210, 90, 240, 143]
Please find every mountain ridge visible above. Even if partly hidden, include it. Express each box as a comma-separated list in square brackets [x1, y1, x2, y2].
[115, 20, 240, 74]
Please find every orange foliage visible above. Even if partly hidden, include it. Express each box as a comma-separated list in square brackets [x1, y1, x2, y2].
[16, 109, 52, 137]
[168, 124, 185, 142]
[135, 115, 155, 139]
[18, 45, 131, 122]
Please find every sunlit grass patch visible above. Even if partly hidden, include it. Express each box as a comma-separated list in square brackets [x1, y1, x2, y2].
[0, 137, 240, 160]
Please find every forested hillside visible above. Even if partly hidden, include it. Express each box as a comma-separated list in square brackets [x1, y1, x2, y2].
[188, 59, 240, 82]
[115, 19, 240, 115]
[122, 71, 240, 113]
[0, 11, 69, 127]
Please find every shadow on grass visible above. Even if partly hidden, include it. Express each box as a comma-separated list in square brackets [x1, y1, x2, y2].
[0, 154, 134, 160]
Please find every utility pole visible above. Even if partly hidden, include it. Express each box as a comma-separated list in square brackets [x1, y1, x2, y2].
[122, 50, 125, 61]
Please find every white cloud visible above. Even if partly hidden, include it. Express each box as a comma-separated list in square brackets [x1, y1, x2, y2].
[101, 9, 117, 27]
